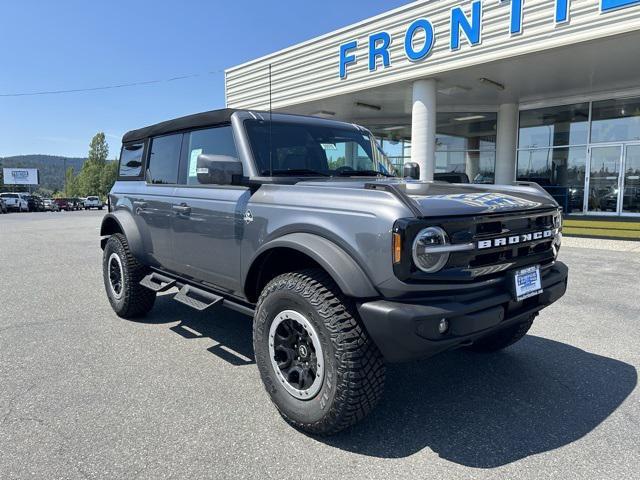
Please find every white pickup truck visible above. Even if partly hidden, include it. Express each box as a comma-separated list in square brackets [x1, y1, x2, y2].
[84, 196, 103, 210]
[0, 193, 28, 212]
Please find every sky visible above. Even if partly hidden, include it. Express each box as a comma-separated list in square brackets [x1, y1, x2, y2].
[0, 0, 412, 158]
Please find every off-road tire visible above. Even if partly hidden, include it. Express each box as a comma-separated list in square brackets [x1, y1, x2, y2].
[103, 233, 156, 319]
[468, 315, 535, 353]
[253, 269, 386, 436]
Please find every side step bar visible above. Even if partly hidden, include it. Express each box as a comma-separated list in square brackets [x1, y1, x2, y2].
[173, 285, 224, 311]
[141, 269, 255, 316]
[140, 272, 176, 293]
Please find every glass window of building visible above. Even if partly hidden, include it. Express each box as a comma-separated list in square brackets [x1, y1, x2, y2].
[517, 147, 586, 214]
[623, 145, 640, 214]
[517, 103, 589, 214]
[378, 137, 407, 174]
[591, 97, 640, 143]
[435, 112, 497, 183]
[519, 103, 589, 148]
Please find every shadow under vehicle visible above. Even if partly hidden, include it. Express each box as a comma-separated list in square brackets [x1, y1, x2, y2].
[133, 295, 636, 468]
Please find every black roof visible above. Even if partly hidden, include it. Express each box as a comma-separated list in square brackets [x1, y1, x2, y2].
[122, 108, 240, 143]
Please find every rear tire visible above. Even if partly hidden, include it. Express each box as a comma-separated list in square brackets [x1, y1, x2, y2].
[102, 233, 156, 319]
[467, 315, 535, 353]
[253, 269, 385, 435]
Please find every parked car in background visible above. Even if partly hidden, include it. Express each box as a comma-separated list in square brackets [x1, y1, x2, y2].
[66, 198, 78, 210]
[0, 193, 28, 212]
[70, 198, 84, 210]
[24, 194, 44, 212]
[53, 198, 72, 211]
[34, 195, 45, 211]
[0, 197, 7, 214]
[43, 198, 60, 212]
[84, 196, 103, 210]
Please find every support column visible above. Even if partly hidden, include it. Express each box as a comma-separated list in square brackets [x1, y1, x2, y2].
[495, 103, 519, 184]
[411, 79, 437, 181]
[466, 138, 480, 182]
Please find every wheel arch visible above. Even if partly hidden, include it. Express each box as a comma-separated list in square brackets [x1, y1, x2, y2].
[243, 233, 379, 303]
[99, 211, 144, 262]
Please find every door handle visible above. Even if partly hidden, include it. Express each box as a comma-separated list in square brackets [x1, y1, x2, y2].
[172, 204, 191, 215]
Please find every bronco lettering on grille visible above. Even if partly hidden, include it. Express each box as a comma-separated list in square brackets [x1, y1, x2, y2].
[477, 229, 555, 250]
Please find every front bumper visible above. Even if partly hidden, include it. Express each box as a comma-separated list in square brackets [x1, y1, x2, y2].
[357, 262, 568, 362]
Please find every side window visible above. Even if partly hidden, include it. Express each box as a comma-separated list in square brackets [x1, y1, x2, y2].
[183, 126, 238, 185]
[119, 143, 145, 178]
[148, 134, 182, 184]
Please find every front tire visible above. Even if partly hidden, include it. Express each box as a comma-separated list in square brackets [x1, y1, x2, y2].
[468, 315, 535, 353]
[253, 269, 385, 435]
[102, 233, 156, 319]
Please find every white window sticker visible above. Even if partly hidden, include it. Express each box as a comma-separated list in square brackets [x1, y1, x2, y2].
[189, 149, 203, 177]
[320, 143, 337, 150]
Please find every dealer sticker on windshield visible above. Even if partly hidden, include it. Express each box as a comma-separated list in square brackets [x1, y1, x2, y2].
[514, 265, 543, 301]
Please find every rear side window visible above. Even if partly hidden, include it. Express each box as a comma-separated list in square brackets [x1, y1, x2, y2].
[119, 143, 145, 178]
[183, 126, 237, 185]
[148, 134, 182, 184]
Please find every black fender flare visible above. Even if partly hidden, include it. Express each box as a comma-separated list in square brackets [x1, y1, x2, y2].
[247, 233, 379, 298]
[99, 211, 144, 261]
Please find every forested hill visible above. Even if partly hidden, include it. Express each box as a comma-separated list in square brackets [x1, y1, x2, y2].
[0, 155, 86, 192]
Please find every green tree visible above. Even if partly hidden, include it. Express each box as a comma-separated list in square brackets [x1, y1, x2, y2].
[87, 132, 109, 165]
[77, 132, 110, 196]
[64, 167, 79, 197]
[78, 161, 102, 196]
[99, 160, 118, 196]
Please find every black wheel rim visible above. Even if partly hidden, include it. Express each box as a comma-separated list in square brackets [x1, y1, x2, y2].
[269, 310, 324, 399]
[108, 253, 124, 299]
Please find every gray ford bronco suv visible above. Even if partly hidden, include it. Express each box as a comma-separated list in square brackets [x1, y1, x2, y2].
[101, 109, 568, 435]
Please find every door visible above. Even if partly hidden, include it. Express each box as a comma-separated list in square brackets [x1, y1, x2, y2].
[622, 144, 640, 215]
[170, 125, 247, 294]
[171, 186, 250, 293]
[586, 145, 623, 215]
[134, 133, 183, 268]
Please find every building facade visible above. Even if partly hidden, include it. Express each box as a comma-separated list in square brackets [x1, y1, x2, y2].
[226, 0, 640, 217]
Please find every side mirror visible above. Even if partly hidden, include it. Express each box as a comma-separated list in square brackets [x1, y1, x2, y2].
[197, 154, 243, 185]
[403, 162, 420, 180]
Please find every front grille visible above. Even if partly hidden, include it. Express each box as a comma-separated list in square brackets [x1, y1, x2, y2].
[396, 208, 560, 283]
[458, 211, 554, 269]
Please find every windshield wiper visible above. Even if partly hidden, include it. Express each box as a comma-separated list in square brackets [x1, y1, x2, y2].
[264, 169, 330, 177]
[335, 170, 395, 178]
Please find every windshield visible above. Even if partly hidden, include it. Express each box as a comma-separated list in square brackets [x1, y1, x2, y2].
[244, 120, 394, 177]
[1, 193, 18, 198]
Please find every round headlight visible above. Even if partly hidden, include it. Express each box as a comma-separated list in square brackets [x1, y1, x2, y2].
[412, 226, 450, 273]
[553, 210, 563, 229]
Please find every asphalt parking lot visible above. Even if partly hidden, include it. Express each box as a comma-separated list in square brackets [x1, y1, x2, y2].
[1, 210, 638, 479]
